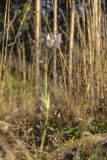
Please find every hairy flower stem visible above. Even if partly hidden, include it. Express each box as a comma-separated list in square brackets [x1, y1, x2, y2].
[40, 64, 50, 151]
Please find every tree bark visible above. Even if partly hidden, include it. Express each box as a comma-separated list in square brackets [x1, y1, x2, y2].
[68, 0, 75, 95]
[92, 0, 101, 98]
[53, 0, 58, 87]
[35, 0, 41, 95]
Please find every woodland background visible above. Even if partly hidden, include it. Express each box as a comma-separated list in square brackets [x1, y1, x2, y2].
[0, 0, 107, 160]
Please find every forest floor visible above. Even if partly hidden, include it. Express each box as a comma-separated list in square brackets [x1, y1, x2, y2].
[0, 84, 107, 160]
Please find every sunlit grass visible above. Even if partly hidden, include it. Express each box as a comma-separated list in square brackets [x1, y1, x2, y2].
[0, 0, 106, 159]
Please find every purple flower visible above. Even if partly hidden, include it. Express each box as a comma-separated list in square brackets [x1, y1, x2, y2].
[54, 40, 58, 48]
[46, 39, 50, 47]
[54, 33, 62, 48]
[46, 34, 51, 47]
[46, 33, 62, 48]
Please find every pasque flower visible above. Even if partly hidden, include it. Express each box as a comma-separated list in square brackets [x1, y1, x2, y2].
[46, 33, 62, 48]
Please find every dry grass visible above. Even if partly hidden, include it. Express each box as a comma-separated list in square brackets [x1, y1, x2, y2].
[0, 0, 106, 159]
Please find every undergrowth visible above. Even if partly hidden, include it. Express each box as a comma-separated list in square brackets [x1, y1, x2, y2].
[0, 0, 107, 160]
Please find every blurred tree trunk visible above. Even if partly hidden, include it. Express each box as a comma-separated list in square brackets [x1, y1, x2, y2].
[34, 0, 41, 95]
[53, 0, 58, 87]
[68, 0, 75, 95]
[92, 0, 101, 99]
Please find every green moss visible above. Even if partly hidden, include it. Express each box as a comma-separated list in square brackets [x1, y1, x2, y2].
[88, 118, 107, 134]
[64, 127, 81, 140]
[92, 151, 107, 160]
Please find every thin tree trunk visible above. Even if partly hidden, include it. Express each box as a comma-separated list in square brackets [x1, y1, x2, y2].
[68, 0, 75, 94]
[53, 0, 58, 87]
[92, 0, 101, 98]
[35, 0, 41, 95]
